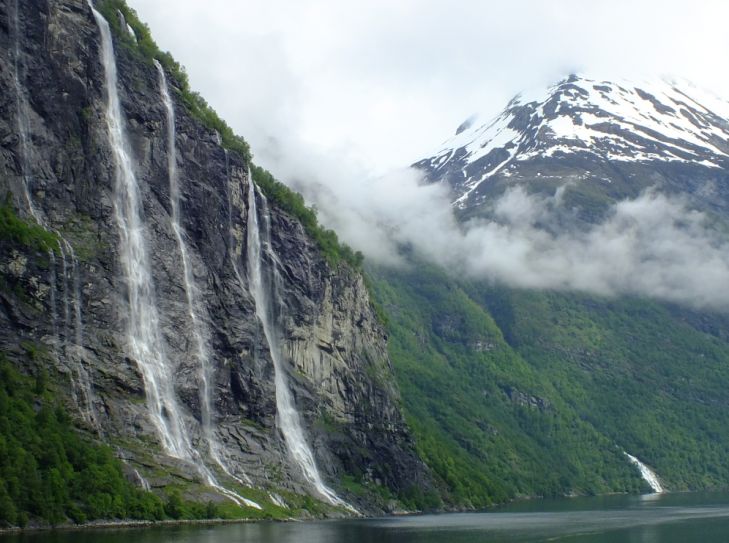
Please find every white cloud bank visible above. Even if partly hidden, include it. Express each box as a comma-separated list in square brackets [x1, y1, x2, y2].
[292, 167, 729, 311]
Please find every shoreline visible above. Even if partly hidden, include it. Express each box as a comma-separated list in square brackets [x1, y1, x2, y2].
[0, 489, 678, 536]
[0, 516, 295, 536]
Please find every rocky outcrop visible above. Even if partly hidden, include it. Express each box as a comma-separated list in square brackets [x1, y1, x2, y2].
[0, 0, 430, 513]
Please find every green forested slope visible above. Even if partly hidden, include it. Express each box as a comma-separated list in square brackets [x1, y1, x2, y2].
[369, 263, 641, 508]
[369, 261, 729, 507]
[0, 356, 166, 527]
[474, 288, 729, 491]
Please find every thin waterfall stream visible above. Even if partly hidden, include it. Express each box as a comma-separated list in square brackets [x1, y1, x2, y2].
[12, 0, 38, 219]
[155, 60, 254, 489]
[246, 180, 353, 510]
[13, 0, 93, 426]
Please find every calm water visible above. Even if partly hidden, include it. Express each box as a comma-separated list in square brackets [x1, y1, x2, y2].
[5, 492, 729, 543]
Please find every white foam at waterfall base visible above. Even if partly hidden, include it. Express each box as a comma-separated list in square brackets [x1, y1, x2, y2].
[624, 452, 664, 493]
[155, 60, 259, 508]
[246, 178, 355, 512]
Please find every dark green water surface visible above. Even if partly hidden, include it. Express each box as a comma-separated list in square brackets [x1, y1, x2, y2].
[5, 492, 729, 542]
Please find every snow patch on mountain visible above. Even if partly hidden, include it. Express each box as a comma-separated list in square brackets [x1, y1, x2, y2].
[421, 76, 729, 208]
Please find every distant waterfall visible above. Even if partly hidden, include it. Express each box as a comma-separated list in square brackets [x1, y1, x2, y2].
[246, 180, 351, 509]
[624, 452, 664, 493]
[14, 0, 92, 425]
[58, 238, 95, 427]
[154, 61, 252, 488]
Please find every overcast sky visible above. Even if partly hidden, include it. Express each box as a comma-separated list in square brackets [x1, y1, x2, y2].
[126, 0, 729, 310]
[128, 0, 729, 176]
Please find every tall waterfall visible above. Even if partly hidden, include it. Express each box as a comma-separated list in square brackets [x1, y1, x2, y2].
[88, 1, 190, 459]
[624, 452, 664, 493]
[246, 180, 350, 509]
[154, 61, 252, 488]
[88, 5, 258, 507]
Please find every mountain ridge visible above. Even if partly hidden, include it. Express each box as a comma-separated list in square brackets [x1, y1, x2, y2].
[416, 75, 729, 215]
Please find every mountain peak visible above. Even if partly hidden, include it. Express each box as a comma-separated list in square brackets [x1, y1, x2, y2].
[417, 76, 729, 209]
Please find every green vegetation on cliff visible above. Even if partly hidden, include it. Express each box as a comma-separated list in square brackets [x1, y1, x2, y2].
[476, 288, 729, 491]
[369, 259, 729, 507]
[251, 165, 364, 268]
[368, 262, 636, 507]
[0, 197, 58, 254]
[0, 355, 165, 527]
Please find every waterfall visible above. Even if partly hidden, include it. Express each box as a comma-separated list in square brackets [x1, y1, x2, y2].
[88, 5, 259, 507]
[132, 469, 151, 492]
[59, 242, 71, 342]
[117, 10, 137, 43]
[88, 0, 194, 460]
[246, 179, 351, 509]
[224, 150, 249, 292]
[624, 452, 664, 493]
[57, 240, 93, 425]
[14, 1, 92, 424]
[48, 251, 59, 339]
[154, 61, 252, 488]
[11, 0, 38, 220]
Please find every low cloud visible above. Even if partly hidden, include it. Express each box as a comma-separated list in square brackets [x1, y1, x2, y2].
[125, 0, 729, 311]
[293, 165, 729, 312]
[460, 188, 729, 309]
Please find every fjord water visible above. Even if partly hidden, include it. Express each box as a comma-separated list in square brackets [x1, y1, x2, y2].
[4, 493, 729, 542]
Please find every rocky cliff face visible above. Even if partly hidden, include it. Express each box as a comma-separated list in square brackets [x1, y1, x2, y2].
[0, 0, 429, 514]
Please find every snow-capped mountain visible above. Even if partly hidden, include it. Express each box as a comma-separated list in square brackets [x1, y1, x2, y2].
[415, 75, 729, 215]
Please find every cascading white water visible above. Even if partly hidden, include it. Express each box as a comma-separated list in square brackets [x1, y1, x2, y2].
[624, 452, 664, 493]
[246, 179, 351, 509]
[59, 242, 71, 341]
[154, 61, 253, 489]
[14, 1, 93, 424]
[132, 468, 151, 492]
[11, 0, 38, 220]
[88, 0, 193, 461]
[48, 251, 59, 339]
[57, 240, 93, 425]
[87, 9, 258, 507]
[224, 150, 249, 292]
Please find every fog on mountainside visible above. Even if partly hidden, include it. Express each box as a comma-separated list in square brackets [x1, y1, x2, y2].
[290, 76, 729, 311]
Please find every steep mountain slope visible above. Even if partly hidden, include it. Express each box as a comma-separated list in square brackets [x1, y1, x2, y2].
[369, 263, 644, 507]
[373, 75, 729, 505]
[0, 0, 430, 524]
